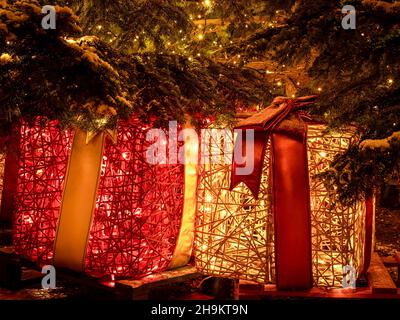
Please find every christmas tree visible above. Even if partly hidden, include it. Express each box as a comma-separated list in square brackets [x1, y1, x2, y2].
[1, 0, 399, 203]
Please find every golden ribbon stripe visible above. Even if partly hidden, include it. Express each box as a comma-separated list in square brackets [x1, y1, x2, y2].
[168, 125, 198, 269]
[54, 129, 106, 271]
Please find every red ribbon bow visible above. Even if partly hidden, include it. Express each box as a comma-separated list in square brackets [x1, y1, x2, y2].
[230, 96, 319, 198]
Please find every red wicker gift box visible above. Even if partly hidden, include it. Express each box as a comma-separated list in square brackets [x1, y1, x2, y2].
[195, 96, 374, 290]
[12, 117, 197, 278]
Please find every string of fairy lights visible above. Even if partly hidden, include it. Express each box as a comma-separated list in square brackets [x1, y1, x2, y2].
[88, 0, 397, 100]
[3, 0, 396, 102]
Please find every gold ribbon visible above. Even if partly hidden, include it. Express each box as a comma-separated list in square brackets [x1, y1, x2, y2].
[53, 129, 106, 271]
[86, 129, 117, 145]
[168, 123, 198, 269]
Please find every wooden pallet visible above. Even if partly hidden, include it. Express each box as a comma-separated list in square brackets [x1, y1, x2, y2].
[239, 253, 399, 300]
[0, 246, 204, 299]
[382, 252, 400, 287]
[1, 244, 399, 300]
[115, 266, 203, 300]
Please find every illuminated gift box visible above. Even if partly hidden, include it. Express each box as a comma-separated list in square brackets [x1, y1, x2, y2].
[195, 96, 374, 289]
[13, 117, 197, 278]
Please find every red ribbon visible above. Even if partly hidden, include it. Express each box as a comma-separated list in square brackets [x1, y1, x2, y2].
[230, 96, 318, 290]
[230, 96, 318, 198]
[362, 192, 375, 275]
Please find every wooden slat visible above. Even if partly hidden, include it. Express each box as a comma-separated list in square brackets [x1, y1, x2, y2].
[382, 256, 399, 267]
[116, 266, 202, 300]
[240, 284, 400, 300]
[367, 252, 397, 294]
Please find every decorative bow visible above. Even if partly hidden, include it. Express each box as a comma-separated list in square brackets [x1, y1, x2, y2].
[230, 96, 319, 198]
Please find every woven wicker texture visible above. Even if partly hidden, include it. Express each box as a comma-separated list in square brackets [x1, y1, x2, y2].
[196, 129, 275, 284]
[14, 118, 185, 278]
[14, 119, 73, 263]
[195, 124, 366, 288]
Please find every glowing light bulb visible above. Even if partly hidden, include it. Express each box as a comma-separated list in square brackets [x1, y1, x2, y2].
[198, 34, 204, 40]
[277, 81, 282, 86]
[318, 87, 322, 92]
[121, 152, 130, 160]
[204, 0, 212, 7]
[388, 78, 393, 85]
[97, 25, 102, 30]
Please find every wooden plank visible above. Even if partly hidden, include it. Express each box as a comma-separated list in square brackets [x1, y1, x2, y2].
[382, 255, 399, 267]
[116, 265, 202, 300]
[240, 284, 400, 300]
[367, 252, 397, 294]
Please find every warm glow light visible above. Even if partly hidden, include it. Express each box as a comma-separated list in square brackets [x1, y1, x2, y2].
[14, 118, 186, 278]
[203, 0, 212, 7]
[195, 123, 367, 288]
